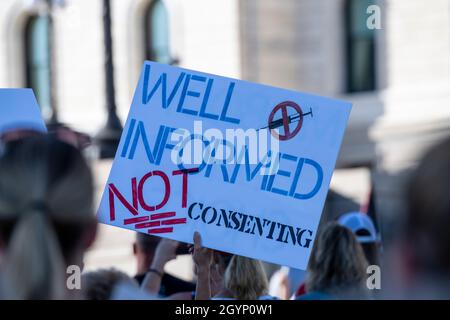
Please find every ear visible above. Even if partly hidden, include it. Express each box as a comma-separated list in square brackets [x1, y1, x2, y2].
[82, 220, 98, 250]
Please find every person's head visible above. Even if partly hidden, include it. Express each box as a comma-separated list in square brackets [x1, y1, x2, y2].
[306, 222, 368, 298]
[338, 211, 380, 266]
[405, 136, 450, 283]
[0, 136, 97, 299]
[224, 256, 269, 300]
[82, 268, 138, 300]
[133, 233, 160, 275]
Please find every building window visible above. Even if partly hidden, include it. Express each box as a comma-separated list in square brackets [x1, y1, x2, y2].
[24, 14, 53, 119]
[345, 0, 376, 93]
[144, 0, 172, 64]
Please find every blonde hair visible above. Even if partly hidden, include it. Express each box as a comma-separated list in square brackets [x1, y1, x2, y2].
[306, 222, 368, 297]
[0, 136, 94, 299]
[224, 256, 269, 300]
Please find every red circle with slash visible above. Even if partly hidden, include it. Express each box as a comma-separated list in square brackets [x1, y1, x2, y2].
[268, 101, 303, 141]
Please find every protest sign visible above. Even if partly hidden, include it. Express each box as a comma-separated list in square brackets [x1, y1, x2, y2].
[0, 88, 47, 136]
[97, 61, 351, 269]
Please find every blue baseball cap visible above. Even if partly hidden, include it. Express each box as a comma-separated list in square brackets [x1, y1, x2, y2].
[337, 212, 378, 243]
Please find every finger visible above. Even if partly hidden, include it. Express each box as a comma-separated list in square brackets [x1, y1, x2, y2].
[193, 231, 201, 249]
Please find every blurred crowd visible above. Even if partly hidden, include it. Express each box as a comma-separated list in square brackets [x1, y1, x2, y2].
[0, 127, 449, 300]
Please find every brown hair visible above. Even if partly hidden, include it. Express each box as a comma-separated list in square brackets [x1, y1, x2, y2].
[306, 222, 368, 297]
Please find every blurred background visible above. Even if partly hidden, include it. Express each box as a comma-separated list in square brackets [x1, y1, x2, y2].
[0, 0, 449, 281]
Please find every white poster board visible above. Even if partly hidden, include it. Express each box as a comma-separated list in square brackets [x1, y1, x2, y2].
[97, 61, 351, 269]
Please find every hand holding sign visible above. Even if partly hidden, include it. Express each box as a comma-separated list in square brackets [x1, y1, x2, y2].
[192, 231, 213, 271]
[193, 231, 213, 300]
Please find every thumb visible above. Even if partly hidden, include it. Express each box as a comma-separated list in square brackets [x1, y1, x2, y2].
[193, 231, 202, 249]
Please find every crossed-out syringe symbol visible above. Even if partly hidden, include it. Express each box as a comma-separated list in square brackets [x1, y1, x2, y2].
[259, 108, 313, 131]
